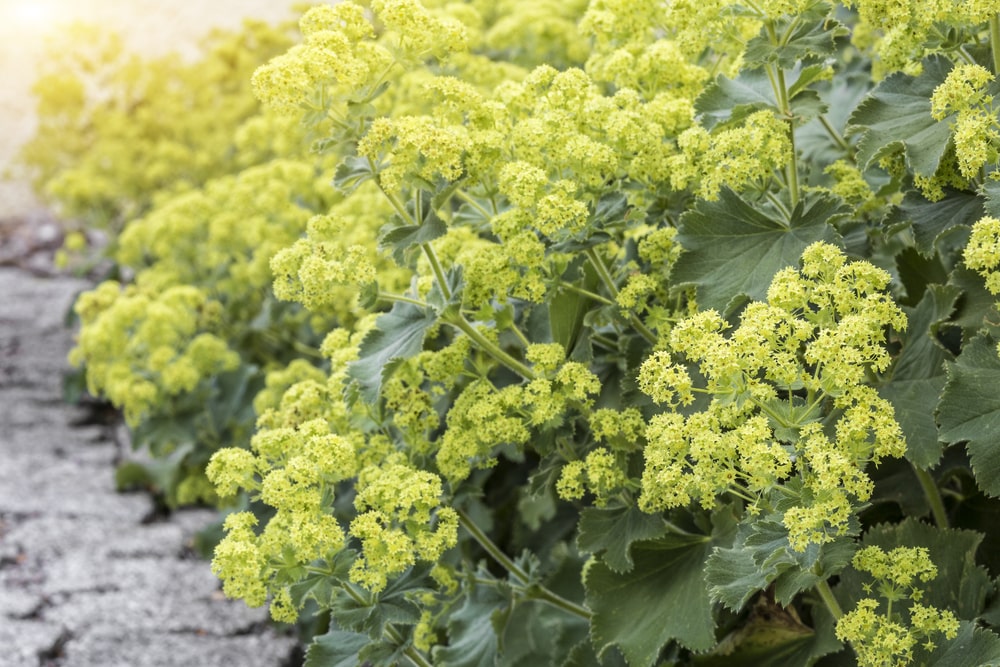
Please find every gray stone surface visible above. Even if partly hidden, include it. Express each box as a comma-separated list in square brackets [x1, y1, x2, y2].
[0, 268, 297, 667]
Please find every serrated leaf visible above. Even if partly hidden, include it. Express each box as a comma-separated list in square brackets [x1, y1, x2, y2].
[695, 69, 777, 130]
[673, 189, 843, 314]
[378, 212, 448, 264]
[564, 641, 628, 667]
[304, 629, 371, 667]
[848, 55, 954, 177]
[983, 178, 1000, 218]
[881, 284, 959, 468]
[348, 301, 437, 404]
[585, 520, 734, 666]
[742, 7, 845, 69]
[577, 505, 670, 573]
[947, 265, 999, 338]
[706, 518, 854, 611]
[498, 601, 564, 667]
[835, 517, 993, 621]
[939, 336, 1000, 497]
[886, 189, 983, 257]
[333, 155, 378, 194]
[434, 583, 507, 667]
[923, 622, 1000, 667]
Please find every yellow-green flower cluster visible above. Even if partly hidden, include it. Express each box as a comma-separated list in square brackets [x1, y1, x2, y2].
[556, 448, 629, 506]
[836, 546, 959, 666]
[930, 64, 998, 179]
[965, 216, 1000, 295]
[671, 111, 793, 200]
[636, 243, 908, 550]
[70, 283, 239, 425]
[20, 18, 296, 232]
[846, 0, 1000, 76]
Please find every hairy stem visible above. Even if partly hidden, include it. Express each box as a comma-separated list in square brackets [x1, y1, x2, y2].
[446, 315, 536, 380]
[914, 465, 950, 529]
[455, 508, 591, 619]
[814, 578, 843, 620]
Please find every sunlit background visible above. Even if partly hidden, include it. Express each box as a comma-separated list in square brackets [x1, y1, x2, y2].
[0, 0, 301, 220]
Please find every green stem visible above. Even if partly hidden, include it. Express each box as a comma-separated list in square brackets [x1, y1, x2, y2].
[446, 315, 536, 380]
[992, 14, 1000, 75]
[557, 280, 616, 306]
[455, 508, 591, 619]
[454, 189, 494, 221]
[914, 465, 949, 529]
[819, 115, 850, 152]
[814, 578, 843, 620]
[342, 584, 433, 667]
[585, 248, 658, 345]
[774, 66, 800, 208]
[379, 292, 433, 308]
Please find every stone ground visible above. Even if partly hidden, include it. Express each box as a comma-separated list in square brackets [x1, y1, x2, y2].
[0, 267, 300, 667]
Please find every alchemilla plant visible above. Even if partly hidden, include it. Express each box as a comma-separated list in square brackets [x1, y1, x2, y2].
[27, 0, 1000, 664]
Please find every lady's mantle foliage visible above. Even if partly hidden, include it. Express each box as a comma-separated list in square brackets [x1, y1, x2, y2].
[36, 0, 1000, 665]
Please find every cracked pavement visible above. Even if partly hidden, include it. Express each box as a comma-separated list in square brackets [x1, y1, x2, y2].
[0, 267, 298, 667]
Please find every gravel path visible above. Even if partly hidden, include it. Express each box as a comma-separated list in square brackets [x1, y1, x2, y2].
[0, 268, 298, 667]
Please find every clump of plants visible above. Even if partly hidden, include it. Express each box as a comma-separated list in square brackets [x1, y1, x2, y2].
[33, 0, 1000, 664]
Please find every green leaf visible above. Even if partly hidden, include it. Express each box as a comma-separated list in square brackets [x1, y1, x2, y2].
[348, 301, 437, 404]
[333, 155, 378, 194]
[983, 178, 1000, 218]
[742, 7, 845, 69]
[577, 504, 670, 573]
[585, 512, 737, 665]
[434, 583, 507, 667]
[923, 622, 1000, 667]
[939, 336, 1000, 497]
[564, 641, 628, 667]
[887, 188, 982, 257]
[673, 189, 843, 314]
[378, 212, 448, 264]
[304, 629, 371, 667]
[881, 284, 959, 468]
[695, 69, 777, 130]
[947, 265, 999, 339]
[706, 517, 854, 611]
[497, 601, 564, 667]
[835, 518, 993, 621]
[848, 55, 954, 177]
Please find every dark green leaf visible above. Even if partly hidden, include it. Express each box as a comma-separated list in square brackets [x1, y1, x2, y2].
[983, 178, 1000, 218]
[304, 629, 371, 667]
[585, 511, 737, 666]
[835, 518, 992, 621]
[848, 55, 954, 177]
[922, 622, 1000, 667]
[742, 8, 845, 69]
[886, 189, 983, 257]
[333, 155, 378, 194]
[349, 301, 437, 404]
[939, 336, 1000, 497]
[434, 583, 507, 667]
[947, 265, 999, 339]
[881, 285, 959, 468]
[673, 189, 843, 314]
[577, 504, 670, 573]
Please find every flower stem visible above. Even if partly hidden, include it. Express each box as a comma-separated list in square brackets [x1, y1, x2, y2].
[585, 248, 658, 345]
[814, 578, 843, 620]
[446, 315, 537, 380]
[914, 465, 949, 529]
[991, 14, 1000, 75]
[455, 508, 591, 619]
